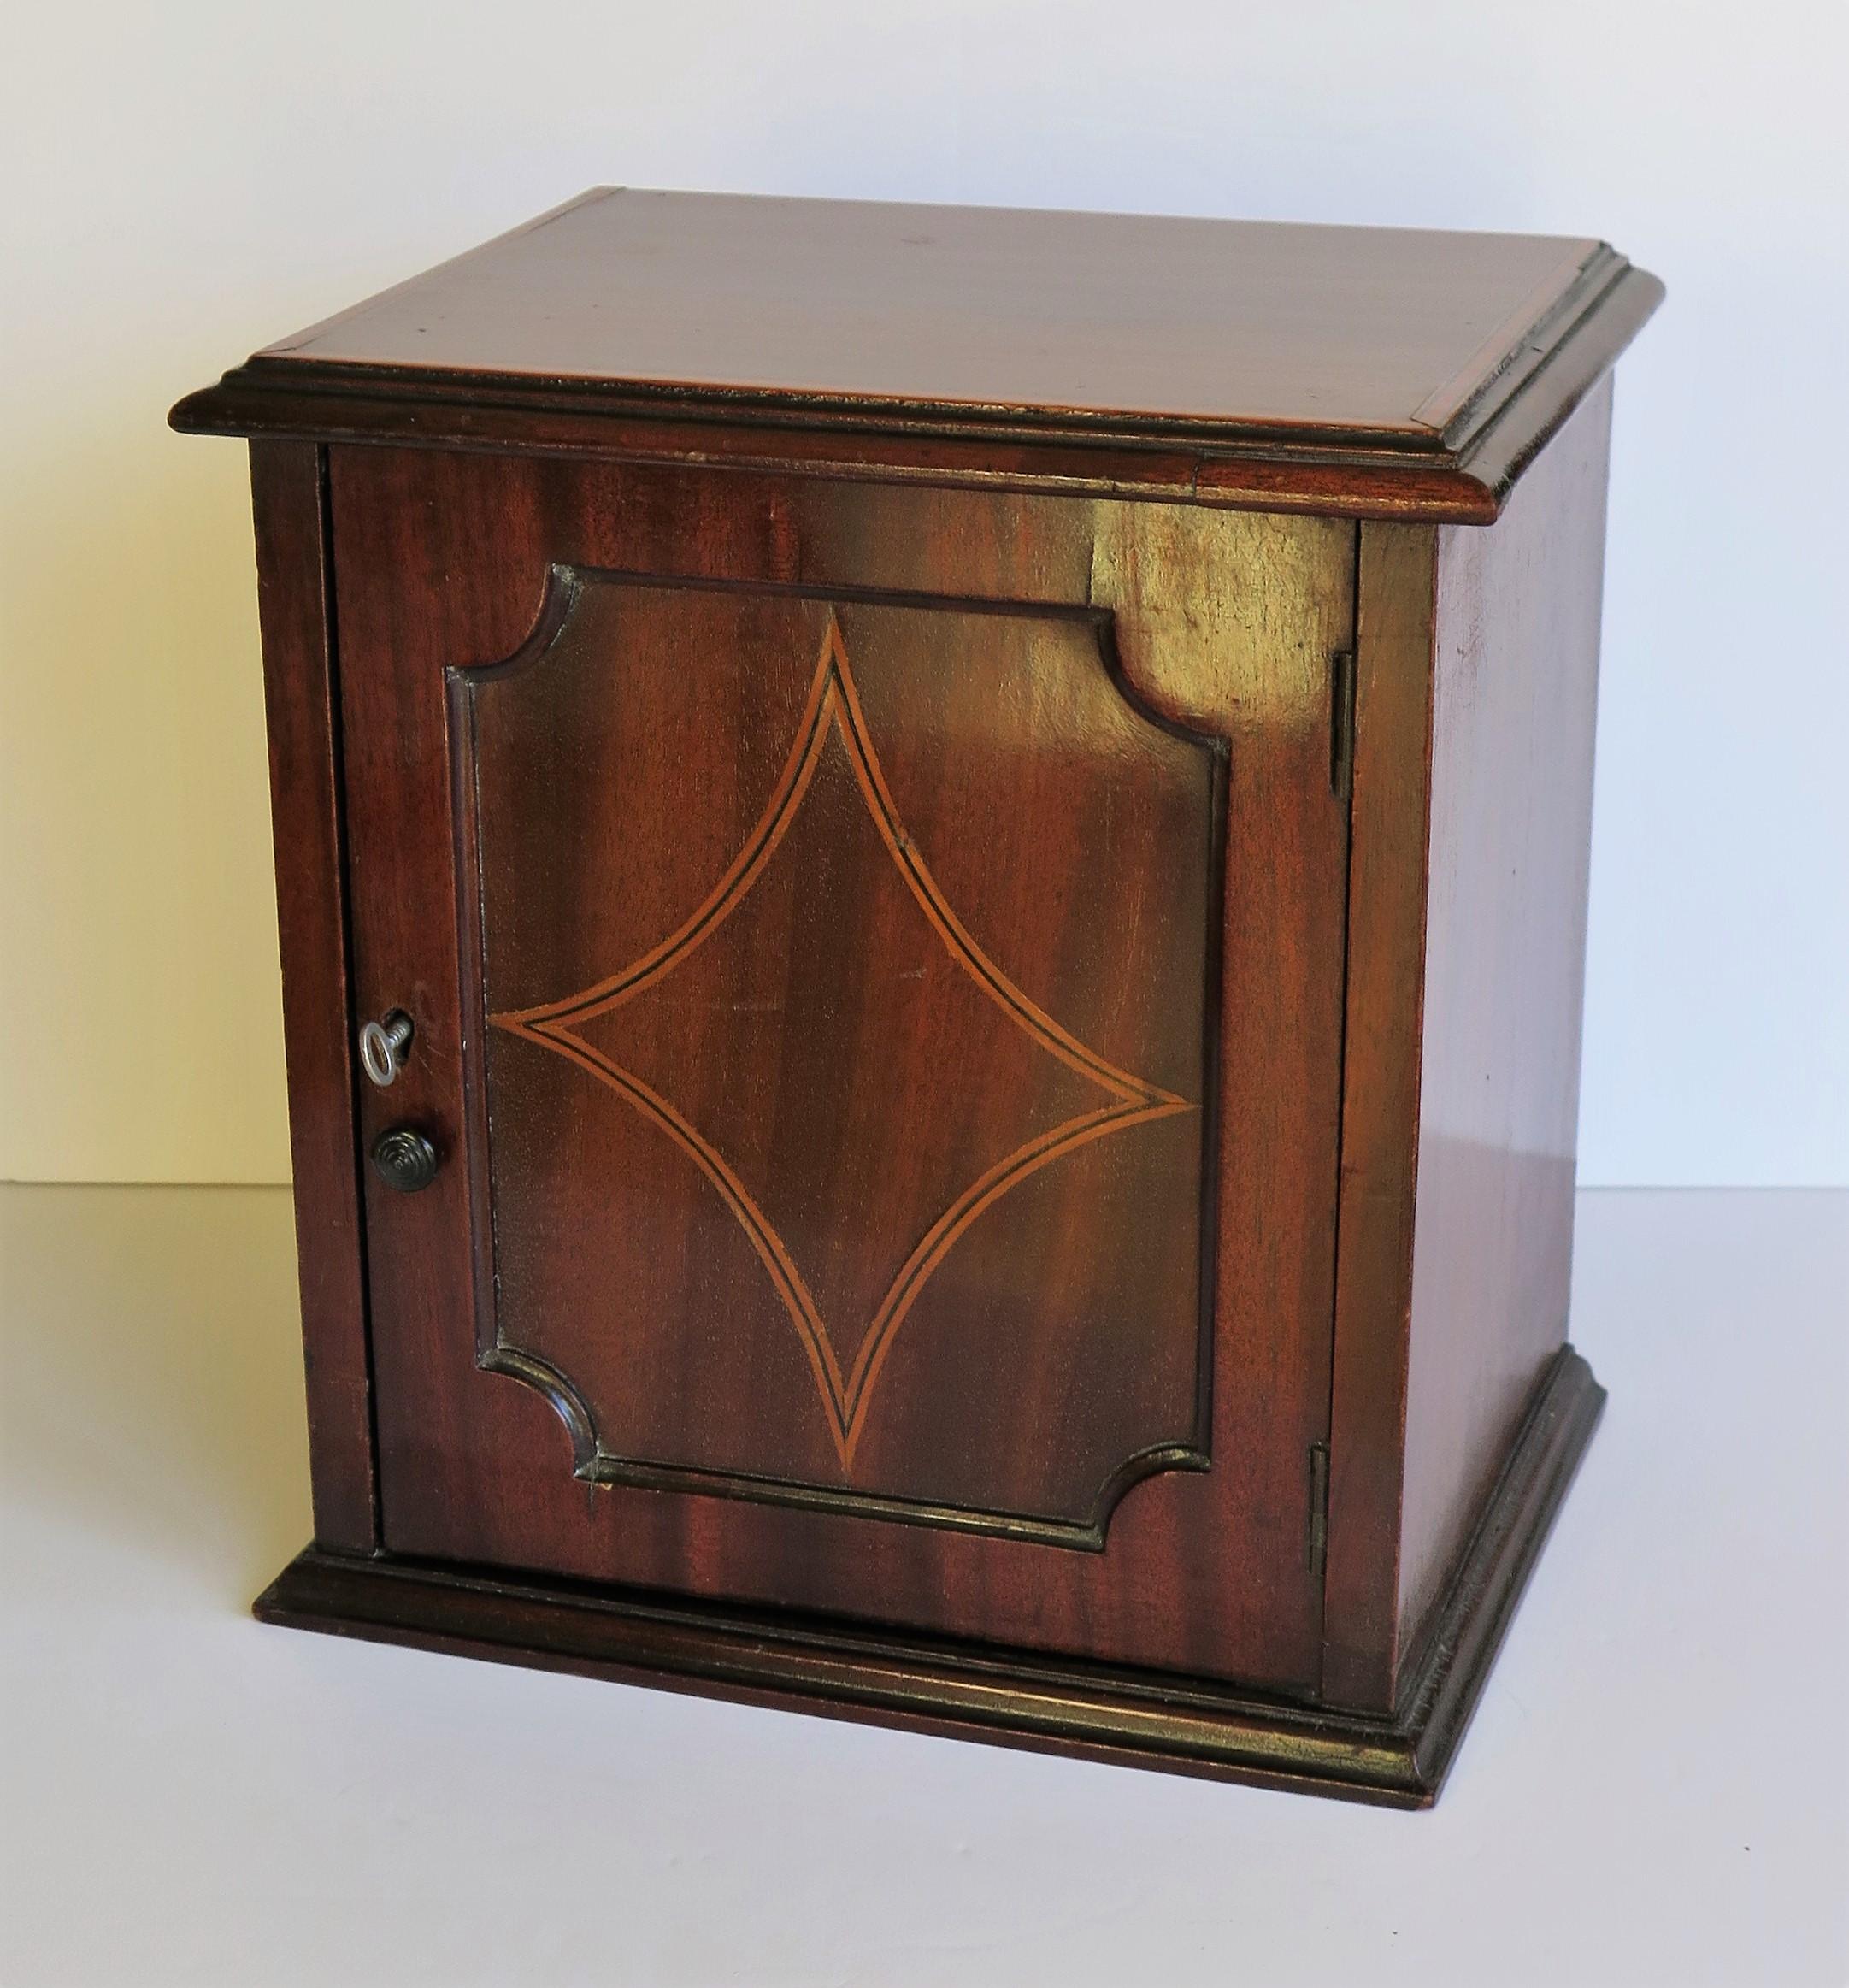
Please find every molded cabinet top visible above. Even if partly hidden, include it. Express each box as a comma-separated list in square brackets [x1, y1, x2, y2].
[173, 188, 1661, 521]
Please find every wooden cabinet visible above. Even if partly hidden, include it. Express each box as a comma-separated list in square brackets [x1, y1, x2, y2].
[174, 189, 1660, 1803]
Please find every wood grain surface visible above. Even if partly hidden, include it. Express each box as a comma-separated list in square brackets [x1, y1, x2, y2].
[197, 196, 1655, 1788]
[1397, 380, 1613, 1659]
[328, 448, 1354, 1692]
[246, 442, 377, 1552]
[457, 575, 1214, 1532]
[261, 189, 1601, 436]
[1322, 384, 1614, 1709]
[171, 192, 1662, 523]
[254, 1347, 1605, 1806]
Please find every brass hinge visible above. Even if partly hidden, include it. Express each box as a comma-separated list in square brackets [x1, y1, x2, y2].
[1329, 648, 1357, 799]
[1307, 1441, 1330, 1578]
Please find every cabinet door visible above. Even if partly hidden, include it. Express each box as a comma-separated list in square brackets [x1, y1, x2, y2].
[331, 447, 1354, 1693]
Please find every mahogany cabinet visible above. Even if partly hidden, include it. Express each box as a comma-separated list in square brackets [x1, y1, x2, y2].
[174, 189, 1660, 1803]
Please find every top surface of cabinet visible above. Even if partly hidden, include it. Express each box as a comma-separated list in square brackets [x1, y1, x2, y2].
[173, 189, 1660, 520]
[263, 189, 1600, 434]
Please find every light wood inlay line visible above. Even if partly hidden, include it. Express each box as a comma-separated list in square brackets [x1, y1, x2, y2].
[493, 613, 1193, 1467]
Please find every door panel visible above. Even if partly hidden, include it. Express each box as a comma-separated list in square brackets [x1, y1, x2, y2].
[331, 447, 1354, 1691]
[457, 575, 1216, 1540]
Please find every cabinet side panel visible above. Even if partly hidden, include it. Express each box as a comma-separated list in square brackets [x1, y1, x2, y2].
[248, 440, 377, 1551]
[1396, 379, 1612, 1653]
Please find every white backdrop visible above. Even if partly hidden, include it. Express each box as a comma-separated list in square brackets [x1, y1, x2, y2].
[3, 0, 1844, 1186]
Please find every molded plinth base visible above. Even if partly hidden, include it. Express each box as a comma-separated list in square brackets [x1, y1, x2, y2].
[255, 1347, 1603, 1807]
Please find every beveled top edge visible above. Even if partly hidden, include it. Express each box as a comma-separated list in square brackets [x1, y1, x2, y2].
[172, 191, 1663, 522]
[249, 190, 1613, 443]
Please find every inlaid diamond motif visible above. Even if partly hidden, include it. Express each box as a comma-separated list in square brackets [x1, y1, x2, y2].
[492, 613, 1192, 1467]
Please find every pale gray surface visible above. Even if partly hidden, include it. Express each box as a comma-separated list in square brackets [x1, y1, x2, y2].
[2, 1185, 1844, 1985]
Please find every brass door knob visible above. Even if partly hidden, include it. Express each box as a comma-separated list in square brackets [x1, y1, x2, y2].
[370, 1126, 439, 1193]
